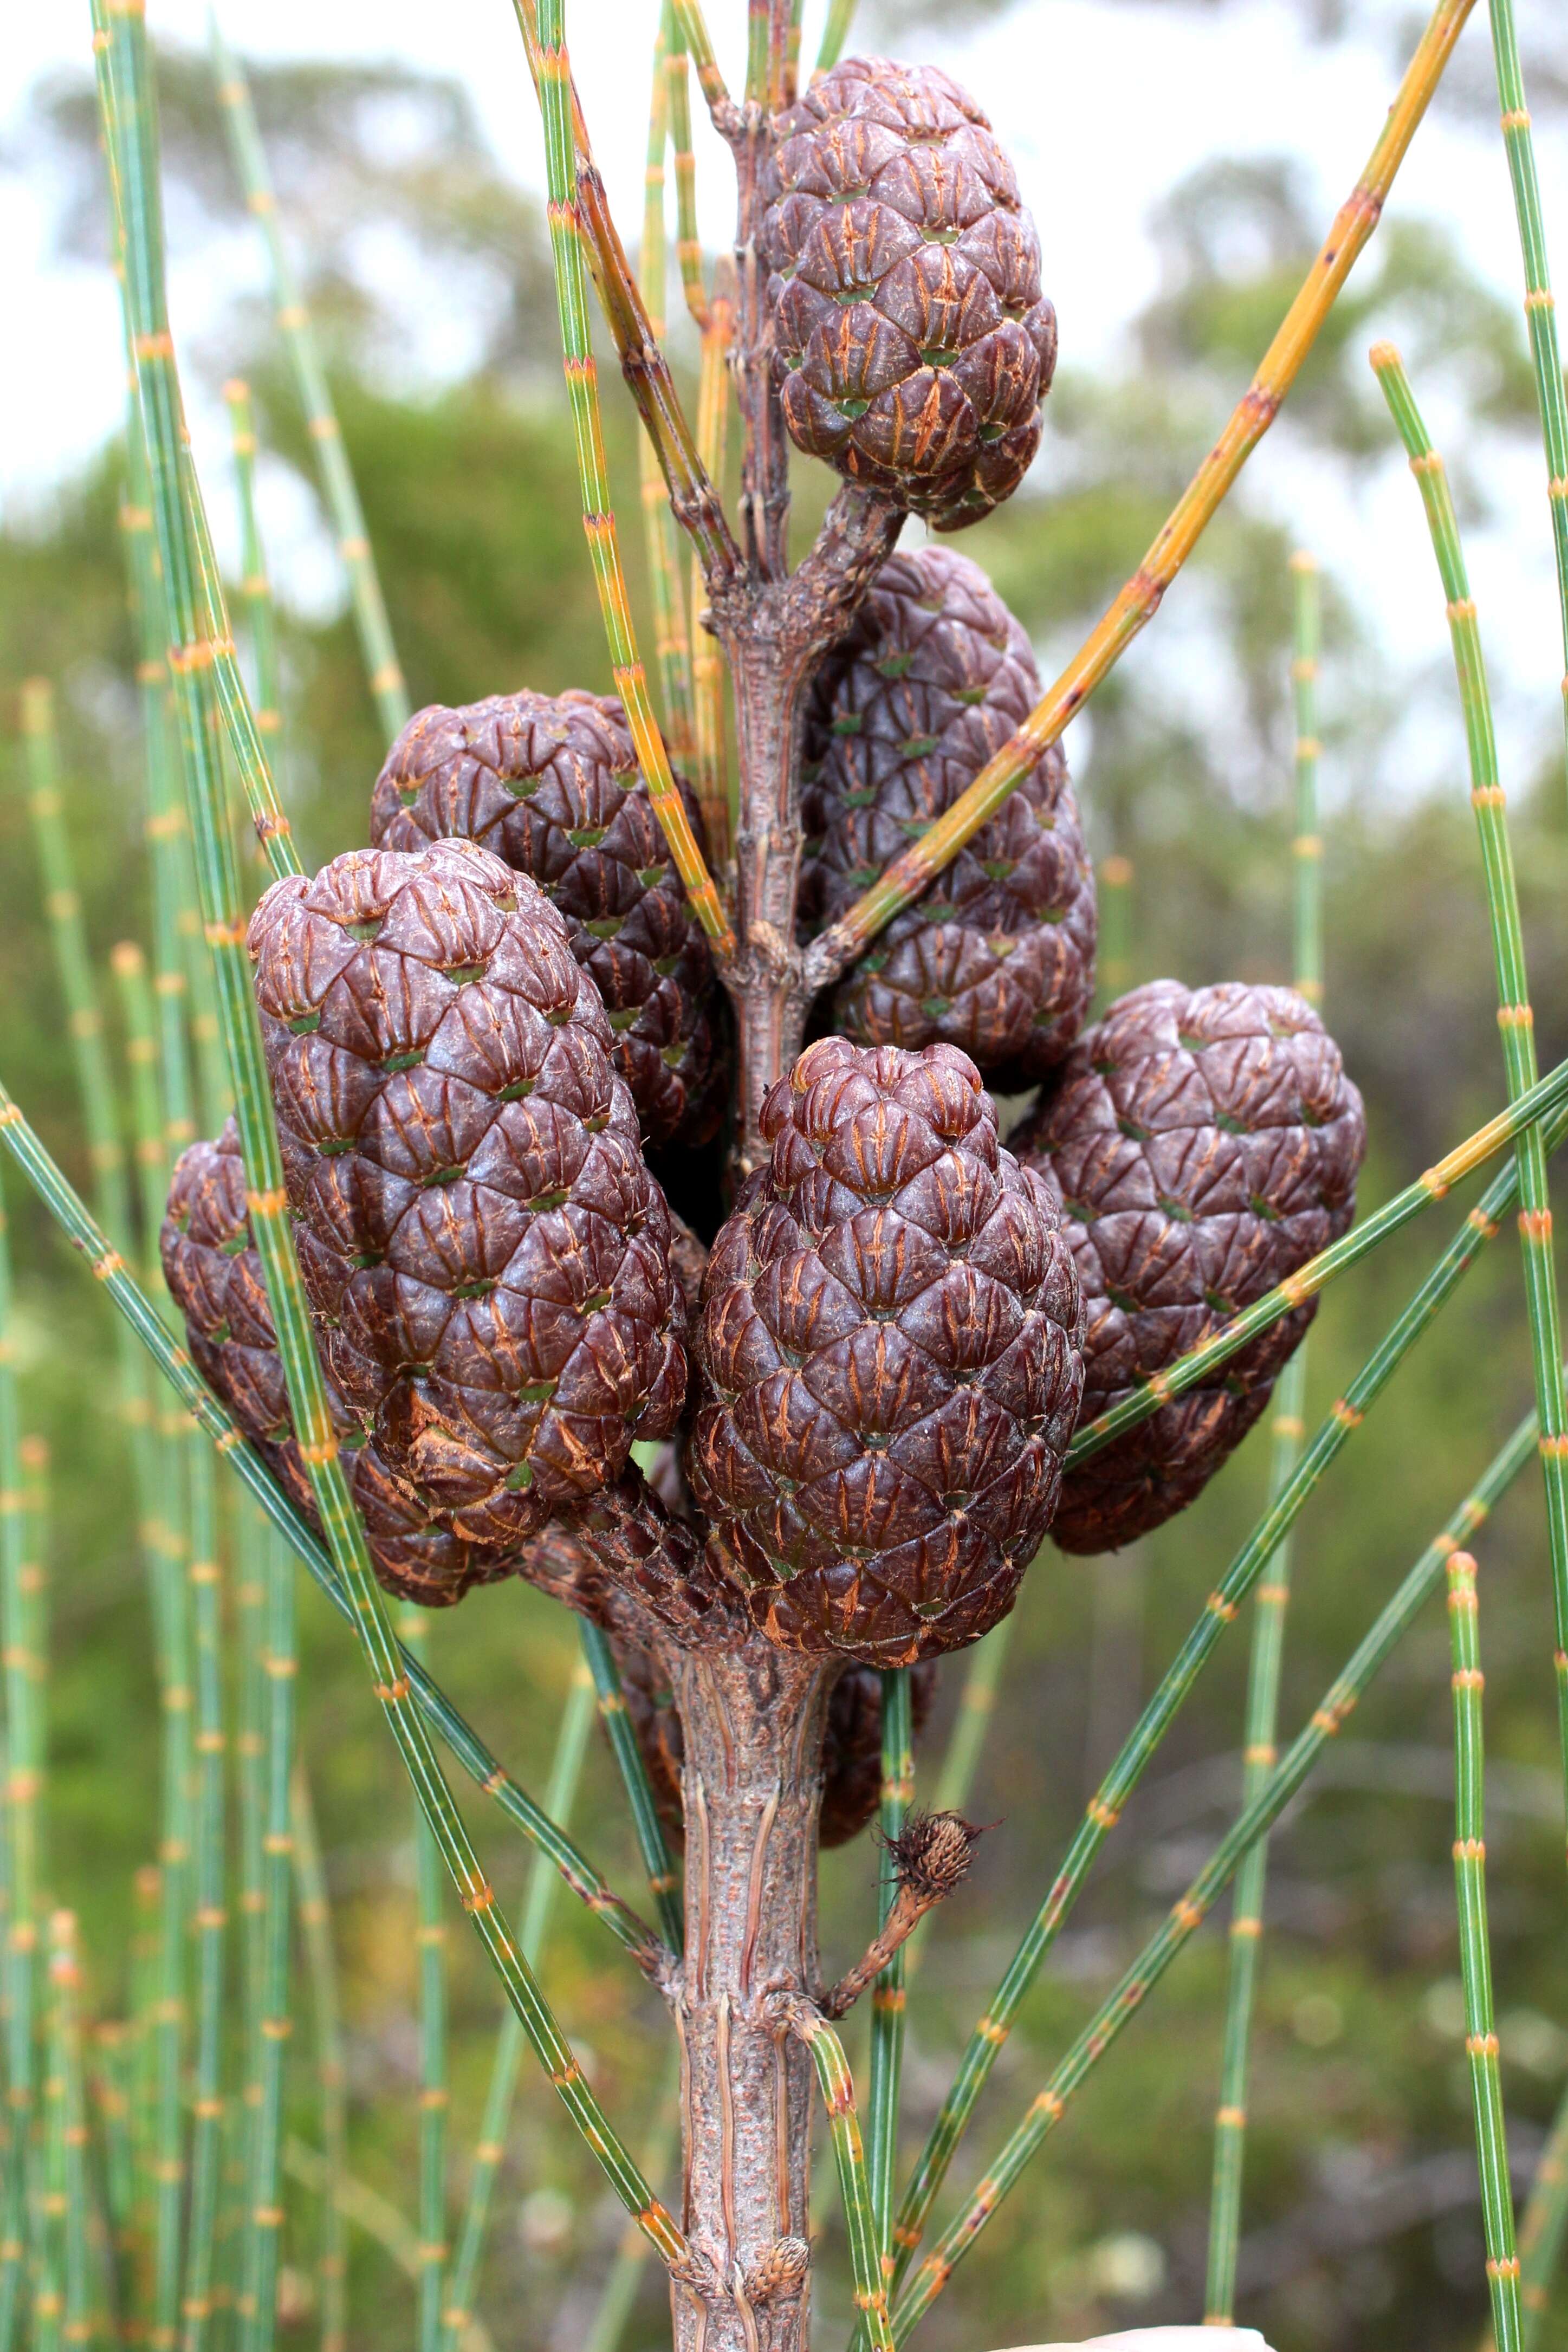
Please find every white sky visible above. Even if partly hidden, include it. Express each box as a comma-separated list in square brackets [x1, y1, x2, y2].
[3, 0, 1566, 800]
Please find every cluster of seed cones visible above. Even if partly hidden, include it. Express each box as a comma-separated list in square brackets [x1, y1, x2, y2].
[157, 49, 1366, 1803]
[161, 670, 1363, 1689]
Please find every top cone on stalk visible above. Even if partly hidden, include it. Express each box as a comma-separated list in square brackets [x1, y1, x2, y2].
[761, 55, 1057, 529]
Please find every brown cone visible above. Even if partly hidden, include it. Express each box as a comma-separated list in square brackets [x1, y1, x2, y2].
[247, 839, 688, 1550]
[161, 1126, 727, 1640]
[688, 1036, 1084, 1666]
[370, 691, 728, 1149]
[160, 1124, 513, 1607]
[761, 56, 1056, 529]
[1010, 979, 1366, 1552]
[800, 546, 1096, 1080]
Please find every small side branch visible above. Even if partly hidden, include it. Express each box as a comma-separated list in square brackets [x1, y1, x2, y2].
[824, 1813, 982, 2019]
[670, 0, 742, 135]
[529, 0, 736, 960]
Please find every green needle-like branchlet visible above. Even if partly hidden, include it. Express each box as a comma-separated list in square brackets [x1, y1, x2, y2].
[400, 1605, 449, 2352]
[929, 1624, 1013, 1839]
[637, 11, 696, 767]
[23, 680, 192, 2351]
[581, 2049, 683, 2352]
[891, 1080, 1568, 2287]
[106, 945, 194, 2352]
[181, 1443, 226, 2352]
[20, 683, 132, 1244]
[441, 1663, 595, 2352]
[664, 8, 709, 338]
[689, 264, 736, 862]
[223, 381, 284, 774]
[1446, 1550, 1524, 2351]
[891, 1416, 1540, 2340]
[1481, 0, 1568, 758]
[237, 1511, 294, 2352]
[1373, 344, 1568, 1846]
[39, 1912, 90, 2352]
[289, 1768, 348, 2352]
[210, 23, 410, 749]
[1516, 2073, 1568, 2347]
[0, 1181, 36, 2352]
[579, 1623, 684, 1953]
[1204, 549, 1323, 2322]
[116, 437, 202, 1158]
[783, 2004, 895, 2352]
[528, 0, 735, 960]
[668, 0, 731, 124]
[867, 1673, 912, 2286]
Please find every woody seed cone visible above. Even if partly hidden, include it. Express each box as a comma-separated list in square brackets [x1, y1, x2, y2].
[370, 690, 727, 1149]
[248, 839, 688, 1549]
[689, 1036, 1084, 1665]
[1010, 980, 1365, 1552]
[161, 1124, 729, 1641]
[800, 546, 1096, 1079]
[762, 56, 1057, 529]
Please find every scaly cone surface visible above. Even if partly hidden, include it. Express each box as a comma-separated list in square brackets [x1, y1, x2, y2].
[800, 545, 1096, 1079]
[1011, 980, 1366, 1553]
[370, 691, 727, 1149]
[161, 1122, 513, 1606]
[162, 1122, 731, 1641]
[689, 1036, 1084, 1665]
[762, 55, 1057, 529]
[248, 840, 688, 1546]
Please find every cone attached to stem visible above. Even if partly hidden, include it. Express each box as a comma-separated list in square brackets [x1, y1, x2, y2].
[762, 56, 1057, 529]
[689, 1036, 1084, 1663]
[800, 546, 1096, 1080]
[370, 692, 729, 1149]
[1013, 980, 1365, 1552]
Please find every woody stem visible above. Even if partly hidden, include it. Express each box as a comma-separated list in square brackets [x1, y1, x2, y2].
[667, 1640, 838, 2352]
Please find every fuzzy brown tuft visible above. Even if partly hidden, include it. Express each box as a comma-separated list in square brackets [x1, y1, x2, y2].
[744, 2237, 812, 2303]
[885, 1807, 984, 1904]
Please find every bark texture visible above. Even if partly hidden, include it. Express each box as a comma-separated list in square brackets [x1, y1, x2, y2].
[667, 1639, 838, 2352]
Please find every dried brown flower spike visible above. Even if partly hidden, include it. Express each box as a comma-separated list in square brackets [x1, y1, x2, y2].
[248, 838, 689, 1548]
[689, 1035, 1084, 1664]
[761, 56, 1057, 529]
[370, 690, 728, 1149]
[800, 546, 1096, 1078]
[1012, 979, 1366, 1552]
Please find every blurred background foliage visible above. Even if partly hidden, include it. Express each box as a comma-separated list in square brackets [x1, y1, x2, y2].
[4, 10, 1568, 2350]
